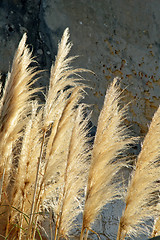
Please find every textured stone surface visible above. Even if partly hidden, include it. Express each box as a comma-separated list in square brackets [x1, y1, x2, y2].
[0, 0, 160, 136]
[40, 0, 160, 138]
[0, 0, 160, 239]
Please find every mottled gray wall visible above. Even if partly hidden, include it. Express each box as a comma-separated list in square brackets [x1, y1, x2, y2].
[1, 0, 160, 137]
[0, 1, 160, 239]
[41, 0, 160, 136]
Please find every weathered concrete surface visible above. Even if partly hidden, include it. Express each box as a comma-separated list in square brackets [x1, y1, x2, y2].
[41, 0, 160, 137]
[0, 0, 51, 91]
[0, 0, 160, 137]
[0, 0, 160, 239]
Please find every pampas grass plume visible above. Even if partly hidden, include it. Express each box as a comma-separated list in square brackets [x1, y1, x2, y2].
[117, 105, 160, 240]
[80, 78, 134, 239]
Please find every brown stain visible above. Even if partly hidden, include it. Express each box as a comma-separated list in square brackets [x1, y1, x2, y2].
[150, 75, 159, 83]
[112, 69, 123, 78]
[120, 59, 126, 70]
[145, 99, 158, 121]
[93, 91, 99, 97]
[115, 49, 120, 55]
[144, 89, 150, 97]
[138, 62, 144, 67]
[126, 74, 133, 79]
[132, 70, 137, 76]
[107, 67, 112, 73]
[138, 71, 144, 79]
[151, 76, 160, 83]
[145, 74, 148, 78]
[105, 75, 111, 80]
[93, 91, 104, 98]
[146, 80, 153, 88]
[149, 50, 154, 56]
[153, 96, 159, 101]
[139, 122, 148, 135]
[104, 38, 114, 55]
[155, 66, 159, 71]
[153, 78, 160, 86]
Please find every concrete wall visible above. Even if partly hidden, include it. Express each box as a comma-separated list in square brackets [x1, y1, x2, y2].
[42, 0, 160, 138]
[0, 1, 160, 239]
[1, 0, 160, 136]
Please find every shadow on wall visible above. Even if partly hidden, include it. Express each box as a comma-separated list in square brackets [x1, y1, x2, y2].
[149, 237, 160, 240]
